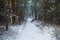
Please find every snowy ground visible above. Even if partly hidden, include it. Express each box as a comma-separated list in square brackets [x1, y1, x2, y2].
[0, 18, 60, 40]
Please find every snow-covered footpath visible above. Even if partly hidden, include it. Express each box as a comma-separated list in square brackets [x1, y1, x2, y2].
[0, 18, 60, 40]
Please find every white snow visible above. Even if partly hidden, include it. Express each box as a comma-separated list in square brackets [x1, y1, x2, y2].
[19, 21, 56, 40]
[27, 18, 33, 21]
[0, 18, 57, 40]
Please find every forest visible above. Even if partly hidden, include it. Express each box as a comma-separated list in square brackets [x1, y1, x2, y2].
[0, 0, 60, 40]
[0, 0, 60, 25]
